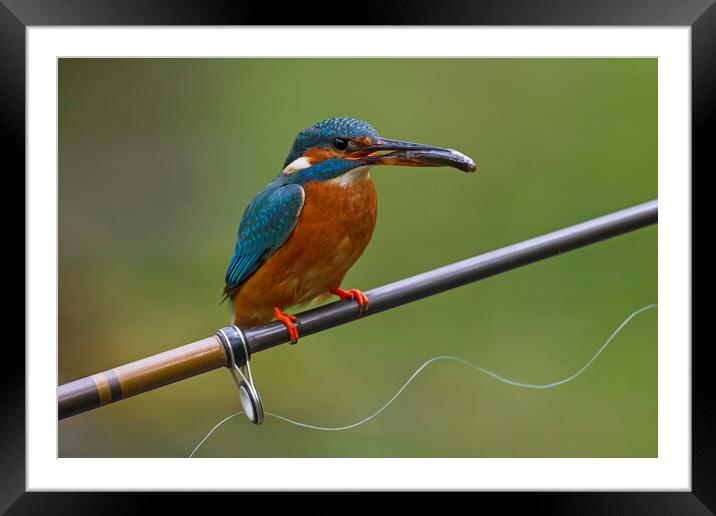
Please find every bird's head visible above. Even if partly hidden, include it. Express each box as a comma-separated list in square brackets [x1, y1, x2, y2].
[280, 117, 476, 185]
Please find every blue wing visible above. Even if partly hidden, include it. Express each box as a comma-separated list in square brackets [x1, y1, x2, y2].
[223, 182, 305, 298]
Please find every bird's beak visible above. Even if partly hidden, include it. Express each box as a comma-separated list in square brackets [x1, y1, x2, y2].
[360, 137, 477, 173]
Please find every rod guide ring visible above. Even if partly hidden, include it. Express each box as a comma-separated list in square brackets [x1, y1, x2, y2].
[216, 325, 264, 425]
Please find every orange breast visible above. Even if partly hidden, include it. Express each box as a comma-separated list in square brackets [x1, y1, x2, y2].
[231, 176, 378, 327]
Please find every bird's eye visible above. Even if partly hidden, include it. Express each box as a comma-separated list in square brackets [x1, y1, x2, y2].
[332, 138, 349, 151]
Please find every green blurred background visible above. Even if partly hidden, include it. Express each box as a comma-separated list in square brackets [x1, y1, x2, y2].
[59, 58, 657, 458]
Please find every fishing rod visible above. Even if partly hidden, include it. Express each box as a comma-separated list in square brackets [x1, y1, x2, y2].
[58, 199, 657, 421]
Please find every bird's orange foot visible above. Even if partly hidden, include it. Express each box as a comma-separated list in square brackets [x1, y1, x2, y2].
[331, 287, 369, 313]
[273, 306, 299, 344]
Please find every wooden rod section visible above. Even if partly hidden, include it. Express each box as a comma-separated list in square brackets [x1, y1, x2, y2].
[58, 336, 227, 419]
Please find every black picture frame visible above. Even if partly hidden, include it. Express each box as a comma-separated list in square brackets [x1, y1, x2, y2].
[4, 0, 706, 511]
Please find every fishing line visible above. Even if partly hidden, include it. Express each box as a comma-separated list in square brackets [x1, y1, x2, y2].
[189, 303, 656, 458]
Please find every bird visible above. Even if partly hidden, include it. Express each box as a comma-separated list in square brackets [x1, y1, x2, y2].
[224, 117, 476, 344]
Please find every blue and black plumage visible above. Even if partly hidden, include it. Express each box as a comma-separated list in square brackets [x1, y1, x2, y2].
[223, 182, 305, 299]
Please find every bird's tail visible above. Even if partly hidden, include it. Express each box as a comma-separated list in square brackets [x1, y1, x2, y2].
[219, 284, 235, 306]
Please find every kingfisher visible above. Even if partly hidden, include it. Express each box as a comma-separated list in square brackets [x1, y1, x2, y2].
[224, 117, 476, 344]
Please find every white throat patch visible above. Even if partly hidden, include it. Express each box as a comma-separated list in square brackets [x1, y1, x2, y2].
[282, 156, 312, 175]
[328, 165, 372, 188]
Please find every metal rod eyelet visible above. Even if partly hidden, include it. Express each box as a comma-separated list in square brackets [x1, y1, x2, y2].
[217, 326, 264, 425]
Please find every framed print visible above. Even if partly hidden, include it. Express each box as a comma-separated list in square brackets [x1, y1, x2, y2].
[4, 0, 707, 510]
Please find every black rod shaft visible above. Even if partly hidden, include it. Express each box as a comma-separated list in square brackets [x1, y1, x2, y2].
[244, 199, 657, 354]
